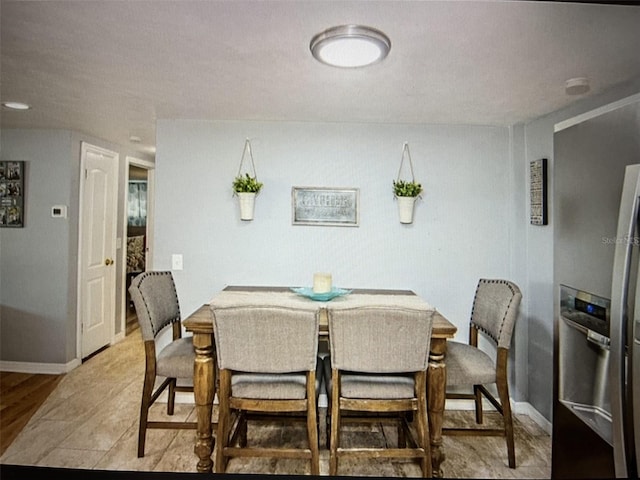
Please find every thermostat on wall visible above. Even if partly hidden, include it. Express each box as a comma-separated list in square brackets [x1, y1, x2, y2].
[51, 205, 67, 218]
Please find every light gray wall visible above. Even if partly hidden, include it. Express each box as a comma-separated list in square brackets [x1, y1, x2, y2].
[0, 128, 153, 366]
[0, 130, 73, 363]
[523, 79, 640, 421]
[153, 119, 526, 386]
[508, 123, 529, 403]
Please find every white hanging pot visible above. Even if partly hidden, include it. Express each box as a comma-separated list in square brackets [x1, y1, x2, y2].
[396, 195, 417, 224]
[237, 192, 256, 221]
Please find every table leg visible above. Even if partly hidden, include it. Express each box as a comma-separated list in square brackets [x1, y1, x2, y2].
[192, 331, 215, 473]
[428, 338, 447, 478]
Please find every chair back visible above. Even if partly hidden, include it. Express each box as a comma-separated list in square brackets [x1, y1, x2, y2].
[129, 271, 181, 342]
[470, 279, 522, 349]
[212, 306, 319, 373]
[328, 306, 434, 373]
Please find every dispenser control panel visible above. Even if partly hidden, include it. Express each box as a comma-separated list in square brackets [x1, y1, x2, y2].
[560, 284, 610, 338]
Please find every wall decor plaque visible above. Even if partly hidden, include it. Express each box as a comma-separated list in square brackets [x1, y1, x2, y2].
[0, 161, 25, 228]
[292, 187, 359, 227]
[530, 158, 548, 226]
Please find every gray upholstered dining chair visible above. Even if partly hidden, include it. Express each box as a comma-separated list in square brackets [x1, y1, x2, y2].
[325, 305, 435, 477]
[443, 278, 522, 468]
[128, 270, 197, 458]
[211, 305, 322, 475]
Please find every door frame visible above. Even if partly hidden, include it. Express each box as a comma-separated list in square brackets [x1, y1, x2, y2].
[120, 156, 155, 335]
[76, 141, 120, 360]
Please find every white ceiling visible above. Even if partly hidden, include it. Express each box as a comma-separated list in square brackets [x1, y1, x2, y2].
[2, 0, 640, 155]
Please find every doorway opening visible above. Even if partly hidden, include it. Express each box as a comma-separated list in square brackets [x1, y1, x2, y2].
[123, 157, 155, 336]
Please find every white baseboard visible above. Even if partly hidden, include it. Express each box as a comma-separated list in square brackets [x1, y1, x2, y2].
[0, 358, 81, 375]
[445, 398, 552, 435]
[514, 401, 552, 434]
[0, 332, 134, 375]
[157, 390, 218, 405]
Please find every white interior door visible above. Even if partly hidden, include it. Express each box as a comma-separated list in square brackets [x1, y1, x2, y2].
[79, 142, 119, 359]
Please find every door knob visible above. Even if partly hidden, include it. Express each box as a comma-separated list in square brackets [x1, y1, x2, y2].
[105, 258, 114, 266]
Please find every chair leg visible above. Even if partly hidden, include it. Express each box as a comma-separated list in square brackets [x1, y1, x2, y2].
[473, 384, 483, 424]
[307, 371, 320, 475]
[329, 369, 340, 476]
[497, 377, 516, 468]
[167, 378, 176, 415]
[215, 370, 231, 473]
[138, 371, 155, 458]
[415, 371, 432, 477]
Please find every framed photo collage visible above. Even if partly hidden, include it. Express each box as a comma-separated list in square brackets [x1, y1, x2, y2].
[0, 161, 25, 227]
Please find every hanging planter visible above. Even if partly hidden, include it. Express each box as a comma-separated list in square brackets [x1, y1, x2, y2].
[396, 195, 417, 224]
[393, 142, 423, 224]
[232, 138, 263, 221]
[236, 191, 256, 220]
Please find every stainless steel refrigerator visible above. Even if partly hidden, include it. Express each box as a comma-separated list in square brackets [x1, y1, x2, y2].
[552, 100, 640, 479]
[554, 164, 640, 479]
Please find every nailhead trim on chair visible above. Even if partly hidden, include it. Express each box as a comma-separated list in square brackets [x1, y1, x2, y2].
[470, 278, 519, 346]
[135, 271, 181, 337]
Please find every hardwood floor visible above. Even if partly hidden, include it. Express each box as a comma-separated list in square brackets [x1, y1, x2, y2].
[1, 328, 552, 477]
[0, 371, 64, 456]
[1, 312, 139, 457]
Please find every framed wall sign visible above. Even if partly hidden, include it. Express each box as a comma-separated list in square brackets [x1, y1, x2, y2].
[0, 161, 25, 228]
[292, 187, 359, 227]
[530, 158, 548, 226]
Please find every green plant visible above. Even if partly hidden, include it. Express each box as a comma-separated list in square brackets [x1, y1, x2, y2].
[393, 179, 423, 197]
[233, 173, 263, 193]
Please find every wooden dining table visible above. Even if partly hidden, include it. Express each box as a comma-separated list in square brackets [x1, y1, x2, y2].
[182, 285, 457, 477]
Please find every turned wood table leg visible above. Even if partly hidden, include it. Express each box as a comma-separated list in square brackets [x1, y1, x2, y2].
[192, 331, 215, 473]
[428, 338, 447, 478]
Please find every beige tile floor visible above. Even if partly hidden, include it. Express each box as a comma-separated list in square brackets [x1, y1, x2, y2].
[0, 328, 551, 477]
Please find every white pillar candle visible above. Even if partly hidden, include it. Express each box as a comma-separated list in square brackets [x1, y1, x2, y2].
[313, 273, 332, 294]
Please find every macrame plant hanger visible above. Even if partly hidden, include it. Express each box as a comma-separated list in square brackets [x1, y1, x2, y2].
[394, 142, 420, 224]
[234, 138, 260, 221]
[237, 138, 258, 183]
[396, 141, 416, 186]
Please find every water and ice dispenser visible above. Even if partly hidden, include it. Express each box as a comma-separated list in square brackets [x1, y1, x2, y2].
[558, 284, 613, 445]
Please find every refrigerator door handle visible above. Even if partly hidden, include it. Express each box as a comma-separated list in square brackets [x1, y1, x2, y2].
[633, 316, 640, 477]
[610, 164, 640, 478]
[634, 197, 640, 478]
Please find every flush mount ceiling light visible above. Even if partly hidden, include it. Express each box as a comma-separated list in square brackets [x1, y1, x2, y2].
[310, 25, 391, 68]
[2, 101, 30, 110]
[565, 77, 590, 96]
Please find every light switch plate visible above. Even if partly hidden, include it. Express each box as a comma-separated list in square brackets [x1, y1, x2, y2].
[171, 254, 183, 270]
